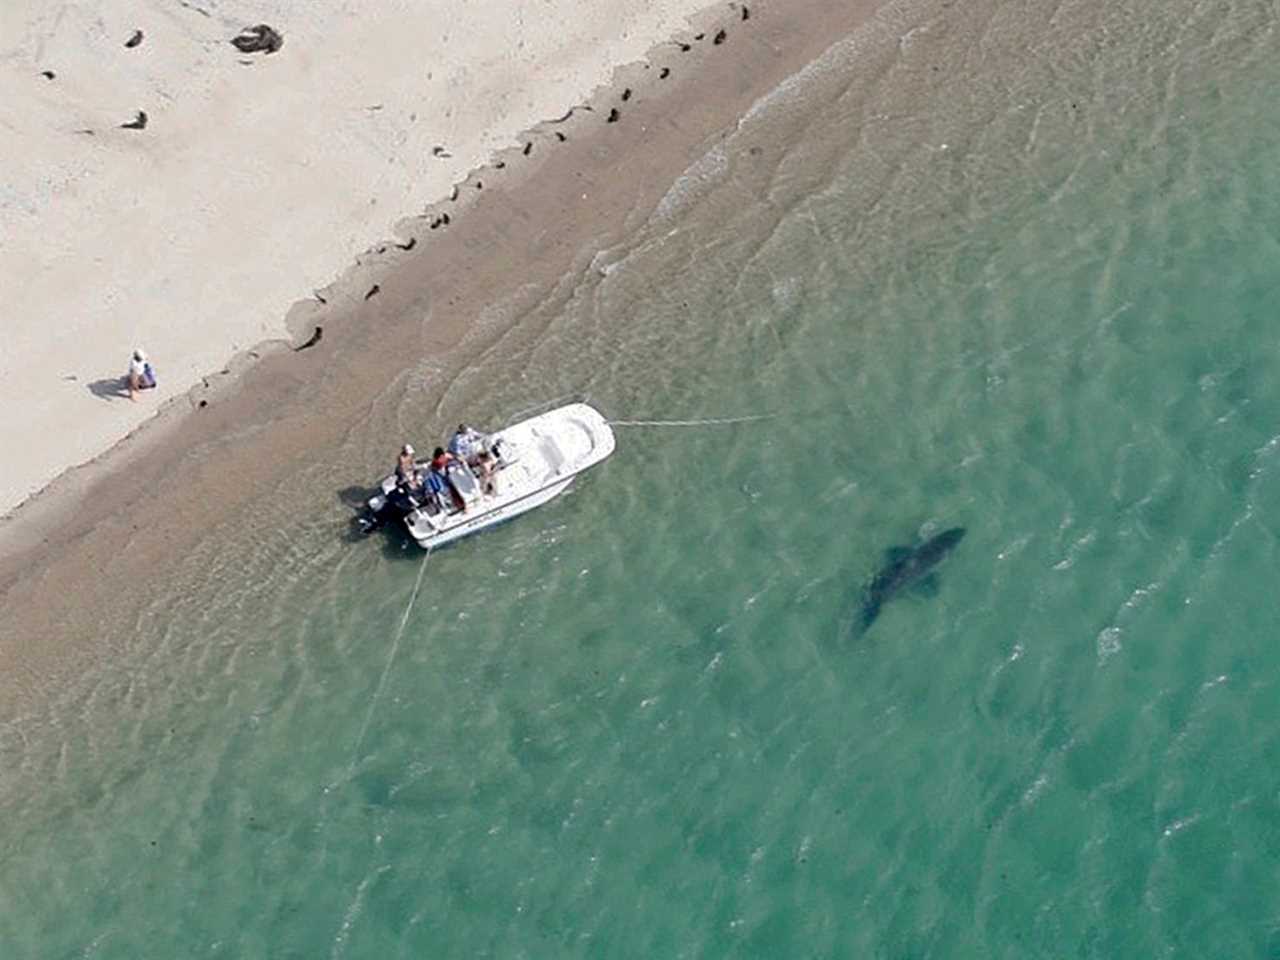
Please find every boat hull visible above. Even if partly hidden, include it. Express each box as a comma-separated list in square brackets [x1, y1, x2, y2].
[405, 475, 576, 549]
[391, 402, 614, 551]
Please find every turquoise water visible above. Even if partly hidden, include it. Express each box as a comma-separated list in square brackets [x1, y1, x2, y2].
[5, 0, 1280, 955]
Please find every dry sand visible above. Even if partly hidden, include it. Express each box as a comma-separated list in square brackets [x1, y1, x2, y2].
[0, 0, 890, 718]
[0, 0, 735, 520]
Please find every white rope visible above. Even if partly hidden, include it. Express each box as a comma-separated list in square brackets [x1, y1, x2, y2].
[348, 549, 431, 768]
[609, 413, 776, 427]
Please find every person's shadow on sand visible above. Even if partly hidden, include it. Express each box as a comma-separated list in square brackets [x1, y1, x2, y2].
[87, 376, 131, 400]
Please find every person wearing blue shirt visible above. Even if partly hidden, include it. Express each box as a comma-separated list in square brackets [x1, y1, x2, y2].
[447, 423, 486, 463]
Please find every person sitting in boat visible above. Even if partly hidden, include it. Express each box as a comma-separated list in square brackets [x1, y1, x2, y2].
[421, 466, 448, 512]
[430, 446, 455, 472]
[447, 423, 487, 464]
[429, 446, 465, 512]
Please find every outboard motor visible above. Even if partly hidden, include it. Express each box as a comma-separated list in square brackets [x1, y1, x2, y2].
[355, 479, 418, 535]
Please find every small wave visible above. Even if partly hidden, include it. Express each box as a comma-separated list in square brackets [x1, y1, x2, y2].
[1052, 529, 1097, 571]
[995, 535, 1031, 562]
[737, 0, 917, 128]
[1096, 625, 1122, 663]
[1021, 772, 1050, 807]
[771, 275, 801, 309]
[1159, 812, 1201, 840]
[989, 641, 1025, 685]
[652, 144, 728, 222]
[330, 864, 392, 959]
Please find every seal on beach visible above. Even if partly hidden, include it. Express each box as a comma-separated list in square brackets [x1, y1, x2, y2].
[120, 111, 148, 130]
[364, 284, 380, 301]
[294, 326, 323, 351]
[125, 30, 144, 48]
[231, 24, 283, 55]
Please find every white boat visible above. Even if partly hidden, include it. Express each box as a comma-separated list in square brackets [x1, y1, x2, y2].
[357, 402, 616, 550]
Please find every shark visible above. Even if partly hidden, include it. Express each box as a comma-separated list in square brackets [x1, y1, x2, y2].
[859, 527, 966, 631]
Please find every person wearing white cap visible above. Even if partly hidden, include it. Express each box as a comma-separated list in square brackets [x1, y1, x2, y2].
[127, 348, 157, 400]
[396, 443, 418, 486]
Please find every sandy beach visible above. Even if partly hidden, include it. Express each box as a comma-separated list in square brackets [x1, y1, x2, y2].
[0, 0, 886, 714]
[0, 0, 744, 523]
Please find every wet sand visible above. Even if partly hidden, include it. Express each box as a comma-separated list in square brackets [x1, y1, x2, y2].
[0, 0, 889, 718]
[0, 0, 729, 519]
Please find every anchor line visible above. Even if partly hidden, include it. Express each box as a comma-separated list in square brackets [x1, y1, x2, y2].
[608, 413, 776, 428]
[348, 549, 431, 769]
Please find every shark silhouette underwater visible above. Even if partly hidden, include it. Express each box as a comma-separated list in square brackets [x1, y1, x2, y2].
[858, 527, 966, 632]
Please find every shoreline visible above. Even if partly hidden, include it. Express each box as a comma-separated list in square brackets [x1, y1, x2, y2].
[0, 0, 891, 718]
[0, 0, 738, 523]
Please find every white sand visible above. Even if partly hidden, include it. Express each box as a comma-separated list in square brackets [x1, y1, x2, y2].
[0, 0, 719, 520]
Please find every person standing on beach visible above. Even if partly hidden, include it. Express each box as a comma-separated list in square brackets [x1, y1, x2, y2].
[127, 348, 157, 400]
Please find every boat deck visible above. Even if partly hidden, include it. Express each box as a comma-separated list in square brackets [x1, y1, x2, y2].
[403, 403, 615, 549]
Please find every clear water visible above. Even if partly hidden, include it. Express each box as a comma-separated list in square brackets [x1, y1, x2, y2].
[5, 0, 1280, 955]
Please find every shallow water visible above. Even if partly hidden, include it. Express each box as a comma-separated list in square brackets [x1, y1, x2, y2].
[5, 0, 1280, 955]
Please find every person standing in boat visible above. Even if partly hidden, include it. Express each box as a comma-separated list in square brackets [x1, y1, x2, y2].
[475, 449, 498, 496]
[396, 444, 418, 486]
[429, 446, 464, 512]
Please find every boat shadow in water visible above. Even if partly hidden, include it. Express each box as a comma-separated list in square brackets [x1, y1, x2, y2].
[336, 485, 414, 555]
[336, 485, 460, 560]
[336, 485, 371, 511]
